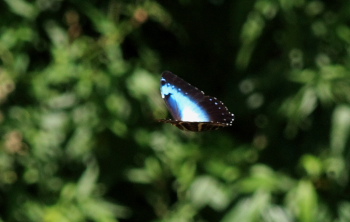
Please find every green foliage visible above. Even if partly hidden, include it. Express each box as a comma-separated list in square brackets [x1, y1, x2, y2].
[1, 0, 350, 221]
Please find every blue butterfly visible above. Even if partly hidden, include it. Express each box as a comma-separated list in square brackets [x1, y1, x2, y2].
[159, 71, 234, 131]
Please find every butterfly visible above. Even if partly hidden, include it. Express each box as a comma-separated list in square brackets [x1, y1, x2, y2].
[158, 71, 234, 131]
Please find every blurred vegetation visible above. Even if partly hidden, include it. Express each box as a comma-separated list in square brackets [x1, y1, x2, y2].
[1, 0, 350, 221]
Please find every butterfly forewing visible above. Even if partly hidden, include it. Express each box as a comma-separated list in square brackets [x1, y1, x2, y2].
[159, 71, 234, 132]
[161, 72, 210, 122]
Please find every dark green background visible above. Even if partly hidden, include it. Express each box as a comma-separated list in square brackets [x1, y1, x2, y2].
[1, 0, 350, 221]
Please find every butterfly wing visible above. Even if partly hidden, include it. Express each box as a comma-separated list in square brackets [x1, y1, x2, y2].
[159, 71, 234, 131]
[159, 119, 228, 131]
[161, 71, 211, 122]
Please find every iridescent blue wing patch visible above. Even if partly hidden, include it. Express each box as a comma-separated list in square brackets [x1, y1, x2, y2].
[159, 71, 234, 132]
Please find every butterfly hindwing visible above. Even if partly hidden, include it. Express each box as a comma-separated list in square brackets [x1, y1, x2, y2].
[159, 119, 228, 131]
[159, 71, 234, 132]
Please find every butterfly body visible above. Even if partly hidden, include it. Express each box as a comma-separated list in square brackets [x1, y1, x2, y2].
[159, 71, 234, 132]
